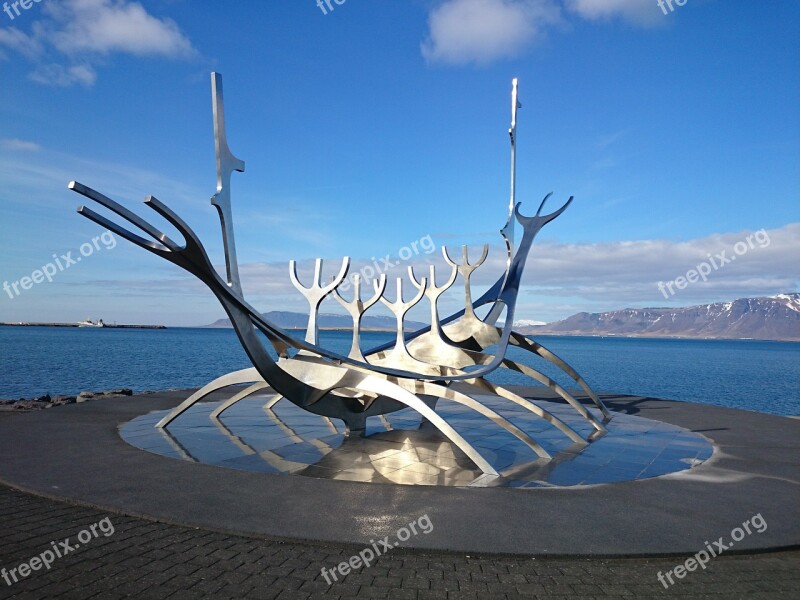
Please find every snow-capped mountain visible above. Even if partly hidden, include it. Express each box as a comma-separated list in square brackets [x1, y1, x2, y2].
[520, 293, 800, 341]
[514, 319, 547, 327]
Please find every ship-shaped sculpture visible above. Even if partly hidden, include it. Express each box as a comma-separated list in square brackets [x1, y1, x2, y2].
[69, 74, 611, 476]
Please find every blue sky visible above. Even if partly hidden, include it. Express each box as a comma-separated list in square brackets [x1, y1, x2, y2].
[0, 0, 798, 326]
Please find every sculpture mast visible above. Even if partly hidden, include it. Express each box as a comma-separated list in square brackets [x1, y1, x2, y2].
[210, 72, 246, 296]
[486, 78, 520, 326]
[501, 78, 520, 251]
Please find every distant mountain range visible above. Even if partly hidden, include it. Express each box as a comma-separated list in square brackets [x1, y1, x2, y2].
[518, 293, 800, 341]
[203, 311, 426, 332]
[202, 294, 800, 341]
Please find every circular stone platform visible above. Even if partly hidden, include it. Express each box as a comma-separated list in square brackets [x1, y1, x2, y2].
[120, 391, 712, 488]
[0, 387, 797, 557]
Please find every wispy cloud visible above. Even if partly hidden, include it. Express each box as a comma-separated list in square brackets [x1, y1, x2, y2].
[0, 138, 41, 152]
[28, 63, 97, 87]
[0, 26, 44, 58]
[564, 0, 663, 26]
[0, 145, 212, 222]
[595, 129, 627, 149]
[0, 0, 196, 87]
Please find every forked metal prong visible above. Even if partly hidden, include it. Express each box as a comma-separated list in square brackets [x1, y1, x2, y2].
[432, 262, 458, 293]
[535, 192, 553, 217]
[375, 276, 426, 312]
[143, 196, 206, 253]
[368, 273, 387, 307]
[442, 246, 457, 268]
[463, 244, 488, 269]
[520, 193, 573, 225]
[77, 206, 170, 255]
[410, 263, 456, 298]
[335, 273, 386, 309]
[290, 257, 351, 345]
[69, 181, 179, 250]
[443, 244, 488, 272]
[334, 273, 387, 362]
[407, 266, 425, 290]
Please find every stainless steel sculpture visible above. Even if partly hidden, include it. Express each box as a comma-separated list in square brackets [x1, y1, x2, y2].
[69, 73, 611, 477]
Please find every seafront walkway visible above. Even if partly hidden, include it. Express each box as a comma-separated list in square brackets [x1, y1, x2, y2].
[0, 390, 798, 599]
[1, 481, 798, 599]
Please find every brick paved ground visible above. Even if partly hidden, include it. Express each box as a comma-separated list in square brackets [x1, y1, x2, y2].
[0, 484, 798, 599]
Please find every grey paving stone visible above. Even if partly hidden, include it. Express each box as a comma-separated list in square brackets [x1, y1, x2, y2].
[0, 484, 798, 599]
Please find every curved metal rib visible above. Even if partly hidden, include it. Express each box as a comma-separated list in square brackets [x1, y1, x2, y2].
[210, 381, 271, 419]
[263, 394, 283, 410]
[400, 380, 551, 459]
[498, 358, 606, 432]
[415, 337, 606, 435]
[509, 332, 611, 420]
[156, 367, 259, 429]
[210, 370, 549, 462]
[331, 372, 499, 476]
[464, 378, 586, 445]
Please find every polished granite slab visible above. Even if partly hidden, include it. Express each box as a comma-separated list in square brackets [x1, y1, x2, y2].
[120, 390, 713, 488]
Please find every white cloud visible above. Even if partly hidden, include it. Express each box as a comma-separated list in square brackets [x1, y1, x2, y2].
[0, 0, 196, 87]
[46, 0, 196, 58]
[421, 0, 666, 66]
[564, 0, 663, 25]
[0, 138, 41, 152]
[421, 0, 561, 65]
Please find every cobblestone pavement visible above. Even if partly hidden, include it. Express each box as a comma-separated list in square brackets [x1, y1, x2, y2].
[0, 485, 798, 599]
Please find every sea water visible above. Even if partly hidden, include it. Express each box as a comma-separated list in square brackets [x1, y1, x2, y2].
[1, 326, 797, 416]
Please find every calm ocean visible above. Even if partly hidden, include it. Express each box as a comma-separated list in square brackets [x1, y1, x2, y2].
[1, 326, 797, 416]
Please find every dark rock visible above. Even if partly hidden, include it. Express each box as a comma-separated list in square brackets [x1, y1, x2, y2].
[104, 388, 133, 396]
[13, 401, 42, 411]
[76, 392, 95, 403]
[51, 395, 77, 406]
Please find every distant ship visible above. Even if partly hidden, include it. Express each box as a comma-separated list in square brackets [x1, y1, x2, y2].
[78, 318, 105, 328]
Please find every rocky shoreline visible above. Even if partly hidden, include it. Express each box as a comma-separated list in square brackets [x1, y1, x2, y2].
[0, 389, 144, 411]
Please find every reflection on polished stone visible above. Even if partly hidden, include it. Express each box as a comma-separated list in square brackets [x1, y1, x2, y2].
[120, 391, 713, 488]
